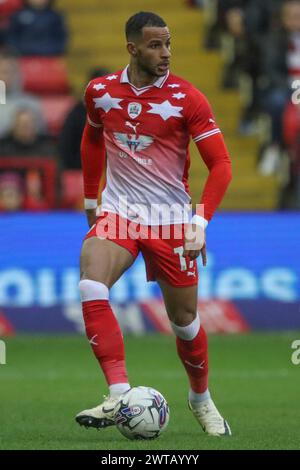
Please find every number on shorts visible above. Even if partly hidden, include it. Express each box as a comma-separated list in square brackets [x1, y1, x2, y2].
[173, 246, 194, 271]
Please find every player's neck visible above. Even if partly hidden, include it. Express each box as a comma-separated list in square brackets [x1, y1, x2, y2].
[127, 64, 159, 89]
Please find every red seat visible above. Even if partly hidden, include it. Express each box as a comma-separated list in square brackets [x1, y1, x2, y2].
[0, 157, 57, 208]
[0, 0, 22, 25]
[61, 170, 83, 209]
[40, 95, 75, 136]
[20, 57, 70, 95]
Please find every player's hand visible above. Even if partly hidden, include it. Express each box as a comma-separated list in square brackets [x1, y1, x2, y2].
[86, 209, 97, 228]
[183, 223, 207, 265]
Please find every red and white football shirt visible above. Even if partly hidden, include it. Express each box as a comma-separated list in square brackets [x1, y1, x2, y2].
[84, 66, 224, 225]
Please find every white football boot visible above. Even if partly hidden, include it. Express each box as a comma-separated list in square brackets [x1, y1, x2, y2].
[75, 395, 119, 429]
[188, 398, 232, 436]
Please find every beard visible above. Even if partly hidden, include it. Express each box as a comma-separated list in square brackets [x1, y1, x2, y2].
[137, 57, 161, 78]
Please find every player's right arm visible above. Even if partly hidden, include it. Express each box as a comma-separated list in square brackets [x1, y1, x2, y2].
[81, 81, 106, 227]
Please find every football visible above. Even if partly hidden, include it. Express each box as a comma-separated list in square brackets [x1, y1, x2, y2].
[114, 386, 170, 440]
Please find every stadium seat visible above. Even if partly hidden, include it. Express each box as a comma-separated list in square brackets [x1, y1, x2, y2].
[40, 95, 75, 136]
[20, 57, 70, 95]
[60, 169, 83, 209]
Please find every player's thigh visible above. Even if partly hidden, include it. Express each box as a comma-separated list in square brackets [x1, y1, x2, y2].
[80, 237, 135, 288]
[158, 278, 198, 327]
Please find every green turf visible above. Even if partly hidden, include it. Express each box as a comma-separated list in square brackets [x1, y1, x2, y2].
[0, 332, 300, 450]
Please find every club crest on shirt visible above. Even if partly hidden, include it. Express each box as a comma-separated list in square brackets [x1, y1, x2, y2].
[128, 102, 142, 119]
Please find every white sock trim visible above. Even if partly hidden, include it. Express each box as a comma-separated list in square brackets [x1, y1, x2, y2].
[171, 314, 200, 341]
[109, 383, 131, 398]
[189, 388, 211, 403]
[78, 279, 109, 302]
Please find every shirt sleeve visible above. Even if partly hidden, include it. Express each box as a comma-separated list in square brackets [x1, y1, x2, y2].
[84, 80, 103, 129]
[185, 86, 232, 222]
[185, 86, 221, 143]
[81, 121, 106, 201]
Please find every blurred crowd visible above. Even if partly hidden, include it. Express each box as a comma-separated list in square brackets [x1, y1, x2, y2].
[214, 0, 300, 208]
[0, 0, 109, 212]
[188, 0, 300, 209]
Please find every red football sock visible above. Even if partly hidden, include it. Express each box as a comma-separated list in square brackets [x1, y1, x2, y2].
[82, 299, 128, 385]
[176, 326, 209, 393]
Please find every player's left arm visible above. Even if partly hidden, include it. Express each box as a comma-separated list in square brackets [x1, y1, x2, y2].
[184, 88, 232, 263]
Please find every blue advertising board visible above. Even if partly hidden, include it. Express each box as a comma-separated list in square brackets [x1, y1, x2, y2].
[0, 212, 300, 307]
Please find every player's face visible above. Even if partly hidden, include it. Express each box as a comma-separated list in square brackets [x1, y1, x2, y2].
[134, 26, 171, 77]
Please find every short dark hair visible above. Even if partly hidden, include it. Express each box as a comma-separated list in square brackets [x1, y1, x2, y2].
[125, 11, 167, 40]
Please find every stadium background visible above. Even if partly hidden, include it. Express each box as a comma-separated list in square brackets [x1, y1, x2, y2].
[0, 0, 300, 451]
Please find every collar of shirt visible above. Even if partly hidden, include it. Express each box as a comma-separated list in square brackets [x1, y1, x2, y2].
[120, 65, 169, 91]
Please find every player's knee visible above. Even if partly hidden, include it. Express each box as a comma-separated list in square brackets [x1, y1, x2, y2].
[171, 308, 198, 328]
[78, 279, 109, 302]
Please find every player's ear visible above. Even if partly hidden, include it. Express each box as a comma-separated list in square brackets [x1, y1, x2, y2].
[127, 42, 137, 57]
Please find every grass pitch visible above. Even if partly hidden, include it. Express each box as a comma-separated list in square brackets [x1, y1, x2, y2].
[0, 332, 299, 450]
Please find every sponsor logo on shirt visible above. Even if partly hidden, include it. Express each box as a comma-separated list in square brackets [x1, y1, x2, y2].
[114, 132, 153, 154]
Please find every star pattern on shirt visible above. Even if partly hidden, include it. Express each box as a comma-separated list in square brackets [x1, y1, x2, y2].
[147, 100, 183, 121]
[172, 92, 186, 100]
[106, 74, 118, 81]
[167, 84, 180, 88]
[93, 93, 123, 113]
[93, 83, 106, 91]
